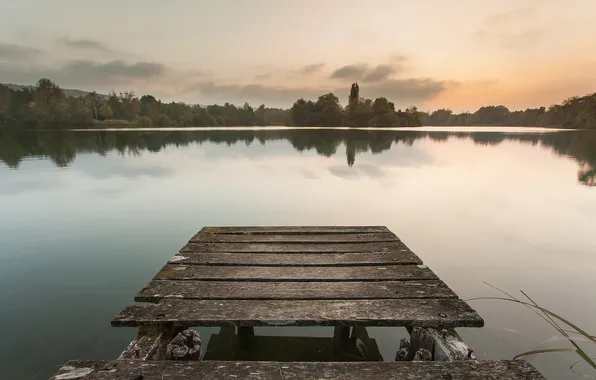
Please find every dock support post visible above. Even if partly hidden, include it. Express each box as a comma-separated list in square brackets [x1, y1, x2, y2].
[237, 326, 255, 349]
[118, 326, 182, 361]
[332, 326, 351, 357]
[404, 327, 472, 361]
[237, 327, 255, 338]
[333, 326, 351, 341]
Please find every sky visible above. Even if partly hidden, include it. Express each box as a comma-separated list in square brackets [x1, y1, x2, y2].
[0, 0, 595, 111]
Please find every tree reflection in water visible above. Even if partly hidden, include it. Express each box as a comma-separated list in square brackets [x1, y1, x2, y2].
[1, 128, 594, 186]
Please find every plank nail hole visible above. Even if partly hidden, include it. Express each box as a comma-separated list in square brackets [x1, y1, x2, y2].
[103, 364, 115, 371]
[439, 313, 447, 318]
[156, 314, 165, 319]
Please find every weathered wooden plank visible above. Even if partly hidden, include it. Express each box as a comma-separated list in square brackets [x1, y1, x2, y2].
[51, 360, 545, 379]
[112, 298, 484, 328]
[169, 252, 422, 266]
[192, 233, 399, 244]
[198, 226, 390, 235]
[135, 280, 457, 301]
[282, 361, 545, 379]
[181, 241, 409, 253]
[154, 264, 436, 281]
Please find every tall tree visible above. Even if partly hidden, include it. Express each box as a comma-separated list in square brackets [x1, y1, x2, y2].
[0, 84, 10, 123]
[119, 91, 140, 120]
[34, 78, 67, 125]
[85, 91, 102, 120]
[106, 91, 121, 119]
[348, 82, 360, 122]
[255, 104, 266, 125]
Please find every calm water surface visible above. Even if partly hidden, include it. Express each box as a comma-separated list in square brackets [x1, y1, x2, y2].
[1, 128, 595, 379]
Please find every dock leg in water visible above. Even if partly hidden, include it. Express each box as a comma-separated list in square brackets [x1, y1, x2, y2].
[119, 326, 183, 360]
[404, 327, 473, 361]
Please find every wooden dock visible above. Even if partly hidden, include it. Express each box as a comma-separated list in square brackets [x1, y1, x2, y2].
[51, 226, 545, 379]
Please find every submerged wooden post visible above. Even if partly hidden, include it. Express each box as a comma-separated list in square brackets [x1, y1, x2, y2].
[119, 326, 183, 361]
[405, 327, 473, 361]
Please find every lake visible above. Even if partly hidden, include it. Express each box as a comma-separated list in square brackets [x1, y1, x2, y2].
[1, 127, 595, 379]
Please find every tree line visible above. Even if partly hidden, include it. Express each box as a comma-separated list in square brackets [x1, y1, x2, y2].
[290, 83, 421, 127]
[0, 78, 291, 128]
[420, 93, 596, 128]
[1, 78, 595, 128]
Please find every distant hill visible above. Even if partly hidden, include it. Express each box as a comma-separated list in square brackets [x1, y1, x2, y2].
[2, 83, 107, 99]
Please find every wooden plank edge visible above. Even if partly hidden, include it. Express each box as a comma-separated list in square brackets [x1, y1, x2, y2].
[110, 299, 485, 328]
[51, 360, 546, 380]
[133, 280, 459, 302]
[197, 226, 391, 235]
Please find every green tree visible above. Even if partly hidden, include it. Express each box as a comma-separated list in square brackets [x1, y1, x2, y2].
[140, 95, 161, 122]
[67, 96, 93, 125]
[119, 91, 140, 120]
[291, 98, 311, 126]
[348, 82, 360, 123]
[107, 91, 122, 119]
[0, 84, 11, 123]
[255, 104, 266, 125]
[315, 93, 342, 127]
[99, 104, 113, 119]
[34, 78, 68, 125]
[238, 102, 255, 125]
[137, 116, 153, 127]
[85, 91, 102, 120]
[155, 114, 171, 127]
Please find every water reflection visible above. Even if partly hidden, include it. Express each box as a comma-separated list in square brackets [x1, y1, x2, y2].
[1, 129, 595, 187]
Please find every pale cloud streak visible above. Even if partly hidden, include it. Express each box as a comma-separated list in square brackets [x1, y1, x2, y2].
[0, 59, 167, 87]
[59, 38, 114, 53]
[300, 63, 324, 75]
[474, 7, 547, 50]
[330, 64, 368, 80]
[0, 44, 43, 62]
[193, 76, 448, 108]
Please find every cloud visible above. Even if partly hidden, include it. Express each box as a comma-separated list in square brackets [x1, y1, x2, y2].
[484, 8, 536, 27]
[330, 64, 368, 80]
[65, 60, 165, 79]
[300, 63, 324, 74]
[254, 73, 271, 80]
[60, 38, 113, 53]
[362, 64, 399, 83]
[0, 44, 43, 62]
[195, 81, 323, 105]
[195, 77, 448, 108]
[0, 59, 167, 86]
[358, 78, 448, 104]
[475, 8, 546, 50]
[331, 62, 405, 83]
